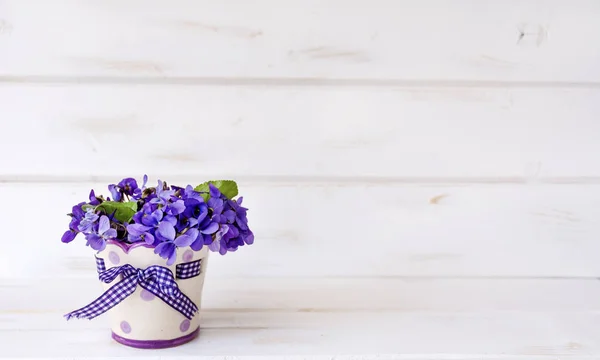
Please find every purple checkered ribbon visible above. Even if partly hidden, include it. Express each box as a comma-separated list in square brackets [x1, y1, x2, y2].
[176, 259, 202, 279]
[64, 258, 200, 321]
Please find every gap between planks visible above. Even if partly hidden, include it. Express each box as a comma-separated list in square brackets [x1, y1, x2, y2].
[7, 275, 600, 281]
[3, 175, 600, 185]
[1, 76, 600, 89]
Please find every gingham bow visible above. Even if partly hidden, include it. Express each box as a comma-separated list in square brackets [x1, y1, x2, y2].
[65, 259, 200, 320]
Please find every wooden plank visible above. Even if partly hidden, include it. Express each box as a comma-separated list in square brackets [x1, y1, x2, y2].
[2, 314, 598, 359]
[1, 85, 600, 179]
[1, 0, 600, 82]
[2, 182, 600, 279]
[1, 278, 599, 358]
[3, 278, 600, 314]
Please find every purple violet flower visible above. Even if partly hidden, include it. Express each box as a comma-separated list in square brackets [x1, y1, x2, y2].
[173, 215, 192, 233]
[209, 183, 221, 198]
[133, 203, 163, 227]
[70, 203, 85, 226]
[241, 229, 255, 245]
[72, 202, 86, 220]
[61, 202, 86, 243]
[224, 228, 253, 254]
[61, 230, 77, 243]
[85, 215, 117, 251]
[88, 190, 101, 206]
[108, 177, 141, 202]
[212, 199, 235, 224]
[219, 224, 240, 254]
[188, 202, 219, 250]
[211, 219, 254, 255]
[207, 196, 223, 215]
[126, 223, 155, 245]
[209, 224, 231, 252]
[183, 185, 203, 202]
[183, 199, 208, 225]
[78, 209, 99, 233]
[165, 199, 185, 216]
[149, 180, 185, 215]
[118, 177, 139, 196]
[163, 214, 178, 226]
[154, 222, 198, 265]
[108, 184, 122, 202]
[206, 184, 235, 224]
[150, 180, 174, 205]
[228, 197, 249, 230]
[132, 174, 148, 200]
[154, 243, 177, 265]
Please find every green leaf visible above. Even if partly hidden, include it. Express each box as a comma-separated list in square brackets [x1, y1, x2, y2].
[96, 201, 138, 223]
[194, 180, 239, 201]
[214, 180, 239, 199]
[194, 182, 211, 202]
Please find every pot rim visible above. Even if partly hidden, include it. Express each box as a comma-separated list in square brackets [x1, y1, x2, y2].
[106, 239, 154, 254]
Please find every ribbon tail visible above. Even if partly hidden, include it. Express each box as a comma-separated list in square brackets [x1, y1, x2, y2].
[64, 276, 138, 320]
[139, 282, 199, 320]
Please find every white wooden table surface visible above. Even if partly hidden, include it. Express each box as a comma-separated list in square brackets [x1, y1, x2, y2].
[3, 277, 600, 359]
[1, 1, 600, 359]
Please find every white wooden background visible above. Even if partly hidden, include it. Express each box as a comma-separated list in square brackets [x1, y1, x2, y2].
[1, 1, 600, 359]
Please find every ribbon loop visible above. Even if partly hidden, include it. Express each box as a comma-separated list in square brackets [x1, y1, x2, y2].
[65, 260, 198, 321]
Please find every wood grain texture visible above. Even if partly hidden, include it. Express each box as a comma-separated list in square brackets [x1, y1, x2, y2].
[1, 85, 600, 179]
[3, 278, 600, 314]
[3, 182, 600, 279]
[1, 278, 599, 358]
[3, 314, 598, 358]
[1, 0, 600, 82]
[1, 1, 598, 357]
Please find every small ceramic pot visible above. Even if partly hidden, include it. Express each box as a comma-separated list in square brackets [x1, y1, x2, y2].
[96, 240, 209, 349]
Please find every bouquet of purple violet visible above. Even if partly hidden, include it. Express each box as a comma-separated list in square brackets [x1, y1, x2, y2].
[61, 175, 254, 265]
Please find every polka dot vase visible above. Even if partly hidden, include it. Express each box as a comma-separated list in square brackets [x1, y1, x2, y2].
[96, 241, 209, 349]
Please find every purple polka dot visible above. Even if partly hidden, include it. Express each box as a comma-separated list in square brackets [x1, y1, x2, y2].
[180, 319, 190, 332]
[108, 251, 120, 265]
[120, 321, 131, 334]
[183, 250, 194, 262]
[140, 289, 155, 301]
